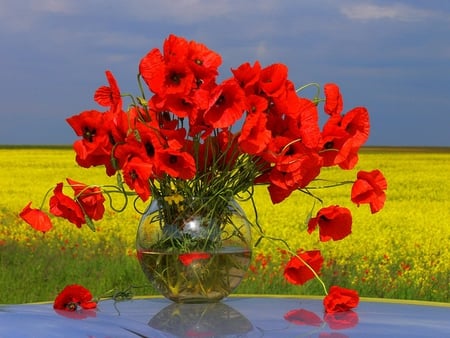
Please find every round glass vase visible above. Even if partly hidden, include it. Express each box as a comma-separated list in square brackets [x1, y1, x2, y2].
[136, 197, 252, 303]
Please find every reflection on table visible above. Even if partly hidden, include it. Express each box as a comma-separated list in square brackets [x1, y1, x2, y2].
[0, 296, 449, 337]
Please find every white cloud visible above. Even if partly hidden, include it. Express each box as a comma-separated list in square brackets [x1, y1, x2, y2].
[340, 3, 437, 22]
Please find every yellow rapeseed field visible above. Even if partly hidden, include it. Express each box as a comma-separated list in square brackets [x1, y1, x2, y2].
[1, 147, 449, 303]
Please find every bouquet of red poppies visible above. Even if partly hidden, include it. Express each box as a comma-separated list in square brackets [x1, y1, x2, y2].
[20, 34, 387, 312]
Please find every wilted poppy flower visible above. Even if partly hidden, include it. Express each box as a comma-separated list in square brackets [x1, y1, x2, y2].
[324, 83, 343, 116]
[308, 206, 352, 242]
[66, 178, 105, 221]
[351, 169, 387, 213]
[323, 286, 359, 313]
[53, 284, 97, 311]
[94, 70, 122, 114]
[284, 250, 324, 285]
[19, 202, 52, 233]
[49, 183, 85, 227]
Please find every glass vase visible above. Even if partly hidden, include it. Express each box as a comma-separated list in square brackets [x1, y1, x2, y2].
[136, 197, 252, 303]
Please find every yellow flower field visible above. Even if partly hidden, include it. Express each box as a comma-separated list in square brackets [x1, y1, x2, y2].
[0, 146, 449, 303]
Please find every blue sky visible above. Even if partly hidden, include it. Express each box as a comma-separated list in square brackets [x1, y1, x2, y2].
[1, 0, 449, 146]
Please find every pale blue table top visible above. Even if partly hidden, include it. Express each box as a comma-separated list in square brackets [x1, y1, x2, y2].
[0, 295, 449, 337]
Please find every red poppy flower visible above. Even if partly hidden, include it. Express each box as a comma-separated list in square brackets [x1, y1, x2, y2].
[140, 35, 195, 97]
[155, 148, 196, 180]
[324, 83, 343, 116]
[187, 39, 222, 84]
[275, 145, 322, 183]
[247, 94, 269, 115]
[139, 48, 166, 94]
[53, 284, 97, 311]
[231, 61, 261, 94]
[264, 183, 293, 204]
[19, 202, 53, 233]
[324, 310, 359, 329]
[284, 250, 324, 285]
[323, 286, 359, 313]
[340, 107, 370, 145]
[66, 178, 105, 221]
[179, 252, 211, 266]
[161, 61, 195, 96]
[238, 111, 271, 155]
[351, 169, 387, 213]
[259, 63, 288, 97]
[66, 110, 116, 175]
[289, 98, 321, 150]
[331, 108, 370, 168]
[204, 79, 246, 129]
[308, 206, 352, 242]
[320, 107, 370, 170]
[155, 93, 197, 119]
[267, 80, 302, 118]
[320, 117, 351, 166]
[106, 108, 133, 146]
[284, 308, 323, 326]
[121, 156, 153, 202]
[114, 126, 162, 172]
[49, 183, 85, 227]
[66, 110, 107, 143]
[163, 34, 189, 62]
[94, 70, 122, 114]
[266, 147, 322, 203]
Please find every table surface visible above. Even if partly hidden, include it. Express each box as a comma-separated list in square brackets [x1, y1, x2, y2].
[0, 295, 449, 337]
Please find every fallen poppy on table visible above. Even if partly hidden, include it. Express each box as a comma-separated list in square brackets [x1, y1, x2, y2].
[53, 284, 97, 312]
[323, 286, 359, 313]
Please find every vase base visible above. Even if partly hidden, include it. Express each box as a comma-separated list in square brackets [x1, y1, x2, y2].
[138, 250, 251, 303]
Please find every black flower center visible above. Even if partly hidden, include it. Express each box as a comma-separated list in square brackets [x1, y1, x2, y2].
[65, 302, 78, 311]
[82, 127, 96, 142]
